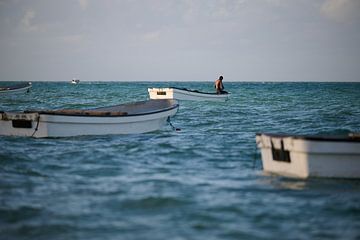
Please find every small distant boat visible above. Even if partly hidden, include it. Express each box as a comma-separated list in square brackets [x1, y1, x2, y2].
[0, 99, 179, 138]
[148, 87, 229, 102]
[0, 82, 32, 94]
[256, 133, 360, 179]
[71, 78, 80, 84]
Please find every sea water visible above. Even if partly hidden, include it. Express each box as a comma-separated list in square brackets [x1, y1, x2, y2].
[0, 81, 360, 240]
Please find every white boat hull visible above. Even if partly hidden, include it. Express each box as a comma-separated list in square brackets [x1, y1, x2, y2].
[71, 79, 80, 84]
[0, 82, 32, 94]
[0, 99, 179, 138]
[148, 87, 229, 102]
[256, 133, 360, 179]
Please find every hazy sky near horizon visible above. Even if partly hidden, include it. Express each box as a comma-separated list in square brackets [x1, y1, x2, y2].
[0, 0, 360, 82]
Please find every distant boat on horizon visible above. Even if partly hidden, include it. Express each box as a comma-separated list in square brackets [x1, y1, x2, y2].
[71, 78, 80, 84]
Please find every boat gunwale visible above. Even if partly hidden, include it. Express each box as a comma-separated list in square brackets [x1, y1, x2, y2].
[19, 100, 179, 118]
[172, 87, 229, 96]
[0, 82, 32, 92]
[256, 133, 360, 143]
[159, 87, 230, 96]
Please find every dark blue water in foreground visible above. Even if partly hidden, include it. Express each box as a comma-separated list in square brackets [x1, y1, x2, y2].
[1, 81, 360, 240]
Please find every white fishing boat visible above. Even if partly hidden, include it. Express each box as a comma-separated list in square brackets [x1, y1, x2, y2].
[148, 87, 229, 102]
[71, 78, 80, 84]
[0, 82, 32, 94]
[0, 99, 179, 138]
[256, 133, 360, 179]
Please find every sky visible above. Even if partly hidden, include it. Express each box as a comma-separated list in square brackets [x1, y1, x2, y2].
[0, 0, 360, 82]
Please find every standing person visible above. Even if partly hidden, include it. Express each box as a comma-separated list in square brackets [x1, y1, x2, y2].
[214, 75, 228, 94]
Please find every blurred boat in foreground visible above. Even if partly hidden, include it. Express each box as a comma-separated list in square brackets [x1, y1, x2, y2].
[256, 133, 360, 179]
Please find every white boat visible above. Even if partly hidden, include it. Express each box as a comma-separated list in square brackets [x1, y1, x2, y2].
[0, 82, 32, 94]
[71, 78, 80, 84]
[256, 133, 360, 179]
[148, 87, 229, 102]
[0, 99, 179, 138]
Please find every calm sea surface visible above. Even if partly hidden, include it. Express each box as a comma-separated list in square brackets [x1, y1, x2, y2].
[1, 81, 360, 240]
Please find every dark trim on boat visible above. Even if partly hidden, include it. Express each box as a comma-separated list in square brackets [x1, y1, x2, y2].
[171, 87, 229, 95]
[23, 101, 179, 117]
[256, 133, 360, 142]
[127, 103, 179, 117]
[29, 110, 129, 116]
[0, 82, 31, 92]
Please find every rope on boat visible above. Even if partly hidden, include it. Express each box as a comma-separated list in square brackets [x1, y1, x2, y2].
[167, 117, 181, 131]
[31, 115, 40, 137]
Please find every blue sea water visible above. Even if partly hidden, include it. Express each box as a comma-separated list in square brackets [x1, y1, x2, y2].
[0, 81, 360, 240]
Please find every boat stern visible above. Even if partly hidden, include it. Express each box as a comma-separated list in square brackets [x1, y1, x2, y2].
[148, 88, 173, 100]
[0, 112, 47, 137]
[256, 133, 360, 179]
[256, 133, 311, 178]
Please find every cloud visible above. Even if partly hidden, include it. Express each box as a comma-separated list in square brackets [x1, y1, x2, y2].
[321, 0, 360, 22]
[62, 34, 84, 44]
[142, 31, 161, 42]
[78, 0, 88, 10]
[21, 9, 39, 32]
[264, 0, 284, 4]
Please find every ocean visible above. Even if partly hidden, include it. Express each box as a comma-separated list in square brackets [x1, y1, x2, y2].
[1, 81, 360, 239]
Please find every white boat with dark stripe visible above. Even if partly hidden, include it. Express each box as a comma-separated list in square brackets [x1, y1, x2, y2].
[71, 78, 80, 84]
[148, 87, 229, 102]
[0, 99, 179, 138]
[0, 82, 32, 94]
[256, 133, 360, 179]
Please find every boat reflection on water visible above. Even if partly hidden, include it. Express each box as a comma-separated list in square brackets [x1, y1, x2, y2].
[258, 173, 360, 192]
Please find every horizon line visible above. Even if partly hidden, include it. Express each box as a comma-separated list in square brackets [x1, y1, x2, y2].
[1, 79, 360, 83]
